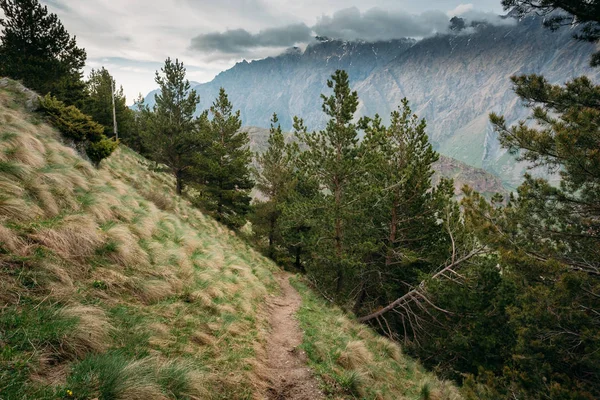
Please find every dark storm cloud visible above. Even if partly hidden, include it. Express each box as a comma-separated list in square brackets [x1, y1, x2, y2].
[190, 23, 313, 53]
[313, 7, 450, 41]
[190, 7, 451, 54]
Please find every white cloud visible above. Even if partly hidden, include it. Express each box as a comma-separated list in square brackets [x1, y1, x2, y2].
[447, 3, 473, 17]
[460, 9, 517, 26]
[190, 7, 451, 59]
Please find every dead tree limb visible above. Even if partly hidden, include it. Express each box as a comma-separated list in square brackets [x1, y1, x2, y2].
[357, 249, 484, 323]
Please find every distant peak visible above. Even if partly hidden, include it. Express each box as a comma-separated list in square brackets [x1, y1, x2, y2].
[283, 46, 302, 55]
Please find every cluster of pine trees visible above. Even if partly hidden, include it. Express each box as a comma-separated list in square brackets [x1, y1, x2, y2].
[130, 58, 253, 229]
[1, 0, 599, 398]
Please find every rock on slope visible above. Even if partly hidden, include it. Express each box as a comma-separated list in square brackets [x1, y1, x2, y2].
[0, 79, 460, 400]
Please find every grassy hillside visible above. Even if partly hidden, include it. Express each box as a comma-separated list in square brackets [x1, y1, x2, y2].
[291, 279, 461, 400]
[0, 80, 460, 400]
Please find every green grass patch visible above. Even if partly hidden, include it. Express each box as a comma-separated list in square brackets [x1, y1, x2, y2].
[291, 276, 460, 400]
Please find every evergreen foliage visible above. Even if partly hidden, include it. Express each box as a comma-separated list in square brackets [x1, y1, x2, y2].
[353, 100, 455, 315]
[39, 95, 117, 165]
[193, 88, 253, 229]
[82, 67, 135, 142]
[252, 72, 460, 330]
[0, 0, 86, 104]
[502, 0, 600, 66]
[406, 75, 600, 399]
[251, 114, 296, 259]
[142, 58, 201, 195]
[295, 70, 367, 297]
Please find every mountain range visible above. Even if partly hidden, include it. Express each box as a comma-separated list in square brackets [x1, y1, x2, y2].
[144, 12, 600, 188]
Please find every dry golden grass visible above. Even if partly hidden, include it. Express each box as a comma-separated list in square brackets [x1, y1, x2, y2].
[0, 193, 41, 222]
[58, 306, 113, 358]
[41, 261, 76, 300]
[138, 279, 176, 304]
[118, 359, 167, 400]
[140, 189, 174, 211]
[337, 340, 375, 370]
[0, 224, 28, 255]
[91, 267, 130, 295]
[105, 224, 150, 268]
[374, 335, 403, 362]
[31, 215, 104, 262]
[2, 133, 47, 168]
[26, 178, 61, 217]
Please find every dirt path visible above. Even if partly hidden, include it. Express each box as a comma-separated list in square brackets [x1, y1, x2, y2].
[264, 272, 324, 400]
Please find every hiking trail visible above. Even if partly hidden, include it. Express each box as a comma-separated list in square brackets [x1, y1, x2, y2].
[265, 272, 325, 400]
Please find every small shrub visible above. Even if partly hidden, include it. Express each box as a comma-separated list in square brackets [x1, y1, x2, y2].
[39, 95, 103, 142]
[86, 137, 118, 166]
[38, 95, 116, 164]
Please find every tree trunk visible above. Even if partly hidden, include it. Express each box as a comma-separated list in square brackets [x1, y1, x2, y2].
[358, 250, 482, 323]
[268, 214, 276, 259]
[111, 79, 118, 140]
[295, 246, 305, 273]
[353, 285, 367, 315]
[175, 171, 183, 195]
[385, 196, 399, 266]
[335, 185, 344, 294]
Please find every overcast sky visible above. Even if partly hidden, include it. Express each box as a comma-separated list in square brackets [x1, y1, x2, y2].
[32, 0, 505, 103]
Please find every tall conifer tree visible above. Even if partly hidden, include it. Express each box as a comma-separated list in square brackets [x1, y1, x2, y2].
[0, 0, 86, 104]
[83, 67, 134, 141]
[195, 88, 253, 229]
[298, 70, 365, 296]
[252, 114, 296, 258]
[144, 58, 201, 195]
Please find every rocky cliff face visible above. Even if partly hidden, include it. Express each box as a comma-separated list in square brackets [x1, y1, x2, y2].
[354, 16, 599, 186]
[144, 14, 599, 187]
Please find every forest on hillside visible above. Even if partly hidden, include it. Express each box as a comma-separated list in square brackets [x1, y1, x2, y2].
[1, 0, 599, 399]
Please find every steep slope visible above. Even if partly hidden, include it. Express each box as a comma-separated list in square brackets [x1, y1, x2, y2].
[0, 80, 277, 400]
[144, 14, 598, 187]
[0, 80, 460, 399]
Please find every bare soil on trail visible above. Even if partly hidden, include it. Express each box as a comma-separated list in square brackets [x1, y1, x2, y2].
[265, 272, 325, 400]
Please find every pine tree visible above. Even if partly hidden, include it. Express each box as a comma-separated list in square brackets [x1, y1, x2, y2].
[0, 0, 86, 104]
[365, 99, 440, 268]
[128, 94, 152, 154]
[194, 88, 253, 229]
[251, 114, 296, 258]
[354, 100, 454, 317]
[489, 75, 600, 262]
[277, 117, 321, 273]
[144, 58, 201, 195]
[297, 70, 365, 296]
[82, 67, 134, 141]
[451, 74, 600, 398]
[502, 0, 600, 66]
